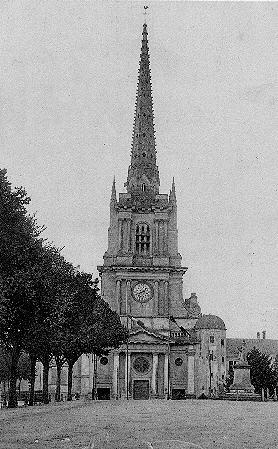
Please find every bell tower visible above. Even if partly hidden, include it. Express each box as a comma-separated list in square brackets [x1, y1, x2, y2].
[94, 21, 205, 402]
[98, 23, 188, 322]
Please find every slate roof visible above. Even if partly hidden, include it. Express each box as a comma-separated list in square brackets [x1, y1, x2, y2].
[227, 338, 278, 359]
[194, 314, 226, 331]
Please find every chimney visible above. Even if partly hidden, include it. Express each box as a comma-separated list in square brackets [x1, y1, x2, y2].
[262, 330, 266, 340]
[257, 332, 260, 339]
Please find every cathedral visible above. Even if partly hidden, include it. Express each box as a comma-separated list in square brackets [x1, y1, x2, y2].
[30, 22, 227, 401]
[2, 22, 278, 404]
[80, 23, 227, 401]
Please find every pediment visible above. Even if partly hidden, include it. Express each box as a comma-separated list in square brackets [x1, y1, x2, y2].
[129, 328, 167, 344]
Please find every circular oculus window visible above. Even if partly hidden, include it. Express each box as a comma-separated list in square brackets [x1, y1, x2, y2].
[175, 357, 183, 366]
[133, 356, 150, 374]
[100, 356, 108, 365]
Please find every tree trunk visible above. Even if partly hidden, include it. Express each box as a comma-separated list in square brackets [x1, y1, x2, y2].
[55, 363, 62, 402]
[18, 379, 21, 398]
[3, 381, 7, 407]
[42, 358, 50, 404]
[67, 361, 74, 401]
[29, 354, 37, 406]
[8, 347, 20, 408]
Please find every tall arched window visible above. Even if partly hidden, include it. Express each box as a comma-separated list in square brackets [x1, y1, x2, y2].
[135, 223, 150, 255]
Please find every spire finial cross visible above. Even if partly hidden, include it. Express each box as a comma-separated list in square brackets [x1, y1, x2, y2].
[143, 5, 148, 24]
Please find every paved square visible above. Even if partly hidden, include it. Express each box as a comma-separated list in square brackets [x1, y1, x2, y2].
[1, 400, 278, 449]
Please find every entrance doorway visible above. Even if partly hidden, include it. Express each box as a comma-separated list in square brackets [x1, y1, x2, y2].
[133, 380, 149, 400]
[172, 389, 186, 400]
[96, 388, 110, 400]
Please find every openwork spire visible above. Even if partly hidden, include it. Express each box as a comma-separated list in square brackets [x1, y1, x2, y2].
[126, 24, 160, 197]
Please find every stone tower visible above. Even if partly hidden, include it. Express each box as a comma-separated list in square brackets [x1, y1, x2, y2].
[96, 23, 204, 400]
[39, 23, 228, 402]
[99, 23, 188, 321]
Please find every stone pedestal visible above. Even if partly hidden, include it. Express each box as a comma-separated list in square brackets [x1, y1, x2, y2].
[221, 360, 261, 401]
[230, 361, 254, 393]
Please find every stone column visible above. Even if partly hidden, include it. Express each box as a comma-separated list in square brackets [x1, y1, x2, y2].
[164, 353, 169, 398]
[116, 280, 121, 314]
[118, 219, 123, 250]
[127, 219, 132, 252]
[125, 351, 131, 399]
[156, 221, 160, 254]
[164, 281, 169, 315]
[163, 221, 168, 252]
[154, 220, 159, 254]
[113, 353, 120, 399]
[126, 280, 131, 315]
[158, 221, 162, 254]
[152, 353, 159, 396]
[154, 281, 159, 315]
[188, 354, 195, 395]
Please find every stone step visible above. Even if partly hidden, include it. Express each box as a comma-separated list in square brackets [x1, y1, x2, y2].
[219, 393, 261, 402]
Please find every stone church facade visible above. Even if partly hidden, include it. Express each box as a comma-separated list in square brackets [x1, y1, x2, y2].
[71, 23, 227, 401]
[29, 23, 227, 401]
[2, 23, 278, 403]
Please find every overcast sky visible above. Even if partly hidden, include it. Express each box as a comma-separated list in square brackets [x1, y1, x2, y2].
[2, 1, 278, 338]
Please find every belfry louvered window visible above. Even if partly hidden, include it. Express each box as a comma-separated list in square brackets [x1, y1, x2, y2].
[135, 223, 150, 254]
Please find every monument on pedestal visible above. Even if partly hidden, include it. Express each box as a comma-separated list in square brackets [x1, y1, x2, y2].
[230, 341, 255, 394]
[224, 341, 261, 401]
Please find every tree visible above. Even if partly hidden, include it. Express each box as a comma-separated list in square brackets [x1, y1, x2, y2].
[247, 347, 277, 394]
[0, 168, 44, 407]
[23, 245, 75, 404]
[0, 347, 31, 402]
[50, 273, 128, 401]
[0, 169, 127, 407]
[0, 345, 11, 403]
[16, 352, 31, 397]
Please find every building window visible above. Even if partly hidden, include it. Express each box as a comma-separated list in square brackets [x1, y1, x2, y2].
[142, 183, 146, 192]
[222, 357, 225, 363]
[100, 357, 108, 365]
[210, 373, 213, 378]
[135, 223, 150, 255]
[222, 374, 225, 380]
[210, 336, 215, 343]
[221, 339, 224, 346]
[175, 357, 183, 366]
[133, 356, 150, 374]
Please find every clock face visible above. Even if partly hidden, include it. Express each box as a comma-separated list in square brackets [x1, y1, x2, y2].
[132, 283, 152, 303]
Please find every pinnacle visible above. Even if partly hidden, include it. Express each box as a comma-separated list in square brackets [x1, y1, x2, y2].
[110, 176, 117, 204]
[170, 177, 177, 203]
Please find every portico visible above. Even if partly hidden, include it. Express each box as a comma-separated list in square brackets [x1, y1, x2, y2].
[106, 329, 197, 400]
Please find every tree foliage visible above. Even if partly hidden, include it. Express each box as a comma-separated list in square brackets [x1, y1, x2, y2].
[0, 169, 45, 407]
[247, 347, 278, 394]
[48, 273, 128, 400]
[0, 347, 31, 384]
[0, 168, 128, 406]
